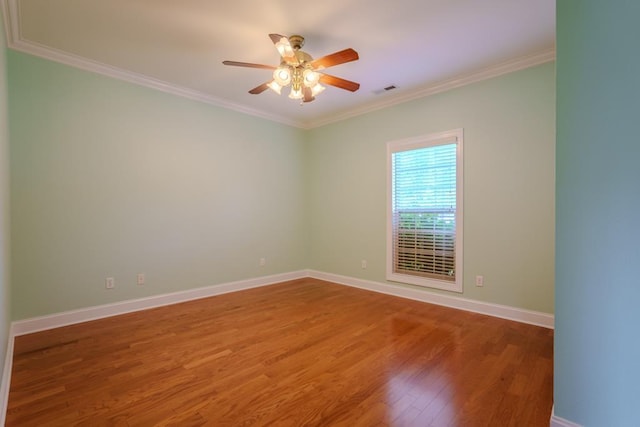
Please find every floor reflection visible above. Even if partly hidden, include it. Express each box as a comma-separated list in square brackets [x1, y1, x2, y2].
[385, 315, 462, 426]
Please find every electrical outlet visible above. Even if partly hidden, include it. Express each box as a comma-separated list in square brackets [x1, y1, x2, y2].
[475, 275, 484, 287]
[105, 277, 115, 289]
[361, 260, 367, 269]
[137, 273, 145, 285]
[259, 257, 266, 267]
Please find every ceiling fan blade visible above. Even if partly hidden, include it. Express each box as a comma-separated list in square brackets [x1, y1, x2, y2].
[310, 48, 359, 69]
[319, 74, 360, 92]
[303, 87, 315, 103]
[222, 60, 276, 70]
[268, 34, 299, 65]
[249, 82, 271, 94]
[268, 33, 287, 45]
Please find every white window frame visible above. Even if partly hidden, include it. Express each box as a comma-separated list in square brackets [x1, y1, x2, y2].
[386, 129, 464, 292]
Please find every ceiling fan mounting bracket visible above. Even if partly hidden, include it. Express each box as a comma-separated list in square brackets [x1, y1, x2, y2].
[288, 35, 305, 50]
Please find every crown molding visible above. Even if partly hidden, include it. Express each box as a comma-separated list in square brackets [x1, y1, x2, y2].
[304, 48, 556, 128]
[7, 40, 302, 128]
[0, 0, 17, 46]
[2, 0, 555, 130]
[0, 0, 300, 127]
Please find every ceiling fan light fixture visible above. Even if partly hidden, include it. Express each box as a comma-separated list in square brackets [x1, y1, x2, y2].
[267, 81, 282, 95]
[223, 34, 360, 103]
[303, 69, 320, 87]
[288, 87, 304, 100]
[311, 83, 325, 97]
[273, 66, 292, 86]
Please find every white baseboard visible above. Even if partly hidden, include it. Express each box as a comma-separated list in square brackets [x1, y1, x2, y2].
[1, 271, 304, 422]
[2, 268, 555, 424]
[308, 270, 554, 329]
[550, 409, 582, 427]
[0, 324, 15, 427]
[10, 268, 554, 338]
[11, 270, 308, 336]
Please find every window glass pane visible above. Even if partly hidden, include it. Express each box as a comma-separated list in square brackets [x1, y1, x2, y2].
[392, 143, 457, 211]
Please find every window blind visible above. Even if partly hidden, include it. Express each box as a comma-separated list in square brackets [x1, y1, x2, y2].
[391, 142, 457, 282]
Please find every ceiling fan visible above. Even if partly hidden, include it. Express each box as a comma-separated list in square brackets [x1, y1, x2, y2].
[222, 34, 360, 103]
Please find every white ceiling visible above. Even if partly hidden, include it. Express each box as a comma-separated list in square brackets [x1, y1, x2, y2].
[2, 0, 555, 128]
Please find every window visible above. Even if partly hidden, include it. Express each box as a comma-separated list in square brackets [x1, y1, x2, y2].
[386, 129, 463, 292]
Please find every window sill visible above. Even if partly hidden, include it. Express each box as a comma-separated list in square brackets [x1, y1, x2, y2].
[386, 272, 463, 293]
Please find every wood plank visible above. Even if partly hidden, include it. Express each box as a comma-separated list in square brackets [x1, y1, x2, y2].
[7, 278, 553, 426]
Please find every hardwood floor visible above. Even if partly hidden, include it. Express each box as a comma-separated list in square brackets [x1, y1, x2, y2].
[6, 278, 553, 426]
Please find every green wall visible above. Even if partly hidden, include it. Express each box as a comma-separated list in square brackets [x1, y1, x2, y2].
[7, 47, 555, 320]
[0, 6, 12, 378]
[8, 51, 308, 319]
[307, 63, 556, 313]
[555, 1, 640, 425]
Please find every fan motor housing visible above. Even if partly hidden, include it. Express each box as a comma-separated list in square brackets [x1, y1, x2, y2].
[288, 35, 305, 50]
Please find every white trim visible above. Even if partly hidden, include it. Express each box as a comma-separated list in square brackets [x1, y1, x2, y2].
[550, 414, 582, 427]
[11, 270, 307, 336]
[305, 49, 556, 129]
[0, 324, 14, 427]
[8, 268, 554, 337]
[308, 270, 554, 329]
[0, 269, 554, 422]
[0, 0, 555, 130]
[0, 0, 299, 128]
[9, 38, 302, 129]
[386, 129, 464, 293]
[0, 0, 18, 47]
